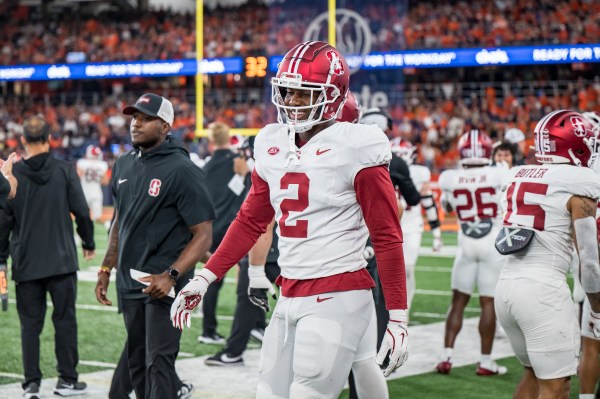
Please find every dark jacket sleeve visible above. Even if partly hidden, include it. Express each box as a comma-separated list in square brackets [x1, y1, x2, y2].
[389, 155, 421, 206]
[0, 175, 9, 209]
[67, 164, 95, 250]
[0, 204, 14, 263]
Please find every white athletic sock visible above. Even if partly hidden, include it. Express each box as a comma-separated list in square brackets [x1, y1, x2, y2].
[479, 354, 493, 369]
[443, 347, 453, 360]
[580, 394, 595, 399]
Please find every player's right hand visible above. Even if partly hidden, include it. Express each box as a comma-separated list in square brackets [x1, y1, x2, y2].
[590, 310, 600, 338]
[170, 269, 216, 329]
[95, 273, 112, 306]
[248, 265, 277, 312]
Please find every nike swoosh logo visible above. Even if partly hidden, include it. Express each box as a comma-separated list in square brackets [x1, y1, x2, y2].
[118, 179, 128, 184]
[316, 296, 333, 303]
[316, 148, 331, 156]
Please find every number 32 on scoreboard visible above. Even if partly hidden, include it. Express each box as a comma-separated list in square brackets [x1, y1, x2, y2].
[245, 56, 267, 78]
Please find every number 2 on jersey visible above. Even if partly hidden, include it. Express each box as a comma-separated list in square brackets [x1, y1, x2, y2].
[504, 181, 548, 230]
[279, 172, 309, 238]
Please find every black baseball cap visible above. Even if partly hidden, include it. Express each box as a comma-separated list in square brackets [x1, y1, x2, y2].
[123, 93, 174, 126]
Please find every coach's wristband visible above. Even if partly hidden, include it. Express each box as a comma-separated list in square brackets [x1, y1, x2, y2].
[98, 266, 111, 276]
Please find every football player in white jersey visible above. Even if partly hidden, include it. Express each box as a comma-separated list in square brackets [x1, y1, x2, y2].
[171, 41, 409, 398]
[76, 145, 108, 222]
[575, 112, 600, 399]
[390, 137, 442, 310]
[494, 110, 600, 399]
[437, 129, 509, 376]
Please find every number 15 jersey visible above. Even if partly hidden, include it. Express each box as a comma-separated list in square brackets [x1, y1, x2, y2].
[253, 122, 391, 280]
[500, 164, 600, 282]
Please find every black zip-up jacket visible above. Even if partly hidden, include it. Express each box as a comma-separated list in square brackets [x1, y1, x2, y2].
[112, 137, 215, 299]
[202, 149, 250, 252]
[0, 174, 9, 209]
[0, 152, 95, 282]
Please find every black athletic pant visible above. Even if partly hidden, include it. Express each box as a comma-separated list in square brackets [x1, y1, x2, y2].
[16, 273, 79, 389]
[202, 277, 224, 336]
[109, 342, 133, 399]
[121, 296, 182, 399]
[223, 258, 280, 357]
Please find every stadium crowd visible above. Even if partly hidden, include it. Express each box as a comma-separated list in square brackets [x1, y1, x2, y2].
[1, 0, 598, 64]
[1, 75, 599, 173]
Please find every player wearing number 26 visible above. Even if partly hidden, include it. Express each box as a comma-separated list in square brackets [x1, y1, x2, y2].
[495, 110, 600, 398]
[171, 41, 409, 398]
[436, 129, 509, 376]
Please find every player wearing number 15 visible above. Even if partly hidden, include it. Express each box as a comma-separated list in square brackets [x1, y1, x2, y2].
[495, 110, 600, 399]
[171, 41, 409, 398]
[436, 129, 509, 376]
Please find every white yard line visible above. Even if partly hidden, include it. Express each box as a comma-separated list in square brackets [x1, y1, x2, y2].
[416, 265, 452, 272]
[80, 360, 118, 368]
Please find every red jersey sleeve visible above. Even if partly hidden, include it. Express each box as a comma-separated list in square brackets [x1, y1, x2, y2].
[355, 165, 407, 310]
[204, 169, 275, 279]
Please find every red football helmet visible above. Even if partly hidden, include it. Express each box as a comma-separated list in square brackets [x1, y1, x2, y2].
[390, 137, 416, 164]
[85, 145, 102, 161]
[336, 91, 361, 123]
[457, 130, 493, 166]
[534, 109, 598, 167]
[271, 41, 349, 132]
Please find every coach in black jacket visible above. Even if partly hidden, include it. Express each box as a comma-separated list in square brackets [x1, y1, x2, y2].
[0, 116, 95, 398]
[95, 93, 214, 399]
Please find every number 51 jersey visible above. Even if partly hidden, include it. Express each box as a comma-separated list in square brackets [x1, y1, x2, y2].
[253, 122, 391, 280]
[500, 164, 600, 281]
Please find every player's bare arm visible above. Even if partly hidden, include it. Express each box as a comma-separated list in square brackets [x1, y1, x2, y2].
[569, 195, 600, 312]
[141, 220, 213, 299]
[95, 214, 119, 306]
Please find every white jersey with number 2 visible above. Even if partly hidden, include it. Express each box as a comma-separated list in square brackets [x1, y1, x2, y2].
[253, 122, 391, 280]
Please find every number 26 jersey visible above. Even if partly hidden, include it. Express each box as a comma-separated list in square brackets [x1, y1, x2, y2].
[253, 122, 391, 280]
[500, 164, 600, 280]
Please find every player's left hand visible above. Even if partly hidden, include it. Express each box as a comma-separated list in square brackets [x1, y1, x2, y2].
[170, 269, 216, 329]
[432, 227, 443, 253]
[140, 272, 175, 299]
[248, 265, 277, 312]
[376, 309, 409, 377]
[590, 310, 600, 338]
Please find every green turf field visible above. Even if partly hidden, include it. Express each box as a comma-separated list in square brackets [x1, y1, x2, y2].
[0, 224, 583, 398]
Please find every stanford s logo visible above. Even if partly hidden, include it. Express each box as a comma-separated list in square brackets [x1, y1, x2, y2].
[148, 178, 162, 197]
[326, 50, 344, 76]
[570, 116, 587, 137]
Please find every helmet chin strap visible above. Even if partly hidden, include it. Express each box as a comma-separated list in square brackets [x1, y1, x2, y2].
[285, 126, 300, 169]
